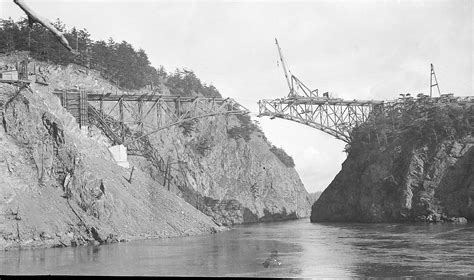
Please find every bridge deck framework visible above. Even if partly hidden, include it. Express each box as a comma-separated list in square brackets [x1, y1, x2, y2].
[258, 97, 384, 143]
[258, 95, 474, 143]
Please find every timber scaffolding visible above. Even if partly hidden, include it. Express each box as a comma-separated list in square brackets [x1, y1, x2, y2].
[53, 88, 249, 149]
[0, 58, 48, 86]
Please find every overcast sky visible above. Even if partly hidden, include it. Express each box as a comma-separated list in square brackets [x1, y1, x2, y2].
[1, 0, 472, 192]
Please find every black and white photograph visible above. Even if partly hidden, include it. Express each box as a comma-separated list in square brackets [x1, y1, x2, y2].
[0, 0, 473, 278]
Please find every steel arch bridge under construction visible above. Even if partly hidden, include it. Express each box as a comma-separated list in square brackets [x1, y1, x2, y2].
[258, 97, 384, 143]
[256, 39, 452, 143]
[256, 38, 388, 143]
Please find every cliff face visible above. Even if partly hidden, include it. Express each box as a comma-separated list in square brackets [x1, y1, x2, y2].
[0, 55, 311, 250]
[30, 57, 312, 225]
[0, 83, 223, 250]
[311, 97, 474, 223]
[136, 114, 312, 225]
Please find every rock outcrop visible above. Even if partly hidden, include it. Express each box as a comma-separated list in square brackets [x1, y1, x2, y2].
[0, 54, 311, 250]
[22, 55, 312, 226]
[311, 97, 474, 223]
[0, 82, 224, 250]
[135, 113, 312, 225]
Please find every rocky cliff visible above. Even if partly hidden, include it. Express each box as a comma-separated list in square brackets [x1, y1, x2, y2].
[30, 55, 312, 225]
[0, 82, 226, 250]
[134, 113, 312, 226]
[0, 54, 311, 249]
[311, 96, 474, 223]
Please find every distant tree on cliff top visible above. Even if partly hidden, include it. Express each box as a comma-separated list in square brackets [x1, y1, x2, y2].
[269, 145, 295, 168]
[349, 99, 474, 152]
[166, 69, 221, 98]
[0, 17, 221, 97]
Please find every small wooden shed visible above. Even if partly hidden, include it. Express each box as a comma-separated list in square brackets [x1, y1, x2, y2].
[0, 69, 19, 80]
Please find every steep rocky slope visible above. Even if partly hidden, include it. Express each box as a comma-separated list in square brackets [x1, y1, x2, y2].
[134, 114, 312, 225]
[311, 97, 474, 223]
[0, 54, 311, 250]
[0, 82, 225, 250]
[21, 54, 312, 226]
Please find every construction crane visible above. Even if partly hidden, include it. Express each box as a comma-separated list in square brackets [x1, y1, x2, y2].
[274, 38, 320, 98]
[275, 38, 293, 92]
[430, 63, 441, 97]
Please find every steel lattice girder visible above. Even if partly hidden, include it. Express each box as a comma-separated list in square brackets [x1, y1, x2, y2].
[258, 97, 384, 143]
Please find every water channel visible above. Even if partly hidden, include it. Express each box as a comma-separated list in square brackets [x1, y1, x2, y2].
[1, 219, 473, 277]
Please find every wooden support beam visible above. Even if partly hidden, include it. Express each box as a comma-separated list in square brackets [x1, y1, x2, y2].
[87, 93, 227, 103]
[142, 97, 161, 128]
[79, 89, 88, 128]
[61, 89, 67, 109]
[127, 166, 135, 184]
[119, 97, 124, 143]
[156, 101, 161, 128]
[174, 97, 181, 117]
[138, 100, 143, 134]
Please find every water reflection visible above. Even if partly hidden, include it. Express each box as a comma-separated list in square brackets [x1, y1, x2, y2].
[1, 219, 473, 277]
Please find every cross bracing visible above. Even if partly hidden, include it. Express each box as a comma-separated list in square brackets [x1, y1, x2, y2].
[53, 89, 248, 148]
[258, 96, 384, 143]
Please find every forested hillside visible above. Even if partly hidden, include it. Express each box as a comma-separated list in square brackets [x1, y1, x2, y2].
[0, 17, 220, 97]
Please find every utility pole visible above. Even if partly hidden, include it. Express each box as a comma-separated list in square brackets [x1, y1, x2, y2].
[430, 63, 441, 97]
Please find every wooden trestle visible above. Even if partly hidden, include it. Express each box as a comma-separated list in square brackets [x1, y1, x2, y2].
[53, 89, 248, 147]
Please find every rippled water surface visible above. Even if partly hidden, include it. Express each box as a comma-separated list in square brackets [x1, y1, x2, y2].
[1, 219, 474, 277]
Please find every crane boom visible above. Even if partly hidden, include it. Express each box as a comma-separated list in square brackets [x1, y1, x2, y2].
[275, 38, 292, 92]
[274, 38, 320, 98]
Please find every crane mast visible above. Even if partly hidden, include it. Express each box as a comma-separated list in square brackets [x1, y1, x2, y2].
[274, 38, 320, 98]
[275, 38, 293, 93]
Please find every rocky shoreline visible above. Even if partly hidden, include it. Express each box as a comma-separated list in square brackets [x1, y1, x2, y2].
[311, 97, 474, 223]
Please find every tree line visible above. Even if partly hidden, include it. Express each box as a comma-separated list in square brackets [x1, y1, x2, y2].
[0, 17, 221, 97]
[347, 98, 473, 154]
[1, 17, 284, 159]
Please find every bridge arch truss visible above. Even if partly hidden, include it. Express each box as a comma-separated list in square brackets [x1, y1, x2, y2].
[258, 97, 384, 143]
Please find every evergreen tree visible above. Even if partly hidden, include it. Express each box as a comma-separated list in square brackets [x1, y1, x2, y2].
[0, 17, 223, 96]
